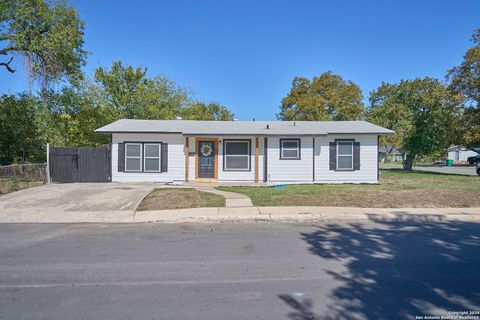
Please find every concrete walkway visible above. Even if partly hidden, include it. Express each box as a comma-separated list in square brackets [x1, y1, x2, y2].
[0, 206, 478, 223]
[193, 186, 253, 207]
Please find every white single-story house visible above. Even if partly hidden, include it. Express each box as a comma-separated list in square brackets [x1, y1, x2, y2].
[447, 146, 479, 162]
[378, 145, 404, 162]
[95, 119, 394, 184]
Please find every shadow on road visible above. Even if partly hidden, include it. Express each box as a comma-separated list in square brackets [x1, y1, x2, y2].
[279, 220, 480, 320]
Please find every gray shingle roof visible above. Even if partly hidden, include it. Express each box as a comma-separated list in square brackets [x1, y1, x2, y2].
[95, 119, 394, 136]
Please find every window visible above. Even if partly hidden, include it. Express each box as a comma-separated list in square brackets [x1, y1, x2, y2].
[224, 140, 250, 171]
[280, 139, 300, 160]
[337, 141, 353, 170]
[125, 143, 142, 172]
[144, 144, 161, 172]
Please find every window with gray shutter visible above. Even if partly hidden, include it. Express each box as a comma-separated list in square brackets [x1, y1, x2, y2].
[161, 143, 168, 172]
[329, 140, 360, 171]
[353, 142, 361, 170]
[118, 143, 125, 172]
[329, 142, 336, 170]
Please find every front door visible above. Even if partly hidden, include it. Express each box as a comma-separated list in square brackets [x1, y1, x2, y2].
[197, 140, 216, 179]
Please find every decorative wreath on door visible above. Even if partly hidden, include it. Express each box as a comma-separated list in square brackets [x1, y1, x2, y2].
[200, 143, 213, 156]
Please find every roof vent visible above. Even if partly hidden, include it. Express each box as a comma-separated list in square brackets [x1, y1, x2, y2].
[266, 124, 270, 129]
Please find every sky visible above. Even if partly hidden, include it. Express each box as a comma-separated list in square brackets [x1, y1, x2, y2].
[1, 0, 479, 120]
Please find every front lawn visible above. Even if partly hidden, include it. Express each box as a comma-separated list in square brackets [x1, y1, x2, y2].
[137, 188, 225, 211]
[217, 169, 480, 208]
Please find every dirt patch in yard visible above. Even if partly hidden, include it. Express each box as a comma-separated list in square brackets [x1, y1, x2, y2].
[136, 188, 226, 211]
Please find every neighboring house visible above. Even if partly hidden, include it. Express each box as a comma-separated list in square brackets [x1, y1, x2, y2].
[95, 120, 394, 184]
[447, 146, 479, 162]
[378, 145, 404, 162]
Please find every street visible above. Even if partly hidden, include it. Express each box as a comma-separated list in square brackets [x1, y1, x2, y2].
[1, 221, 479, 320]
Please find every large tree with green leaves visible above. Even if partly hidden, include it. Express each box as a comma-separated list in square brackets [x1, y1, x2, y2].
[36, 81, 113, 147]
[0, 0, 86, 86]
[447, 28, 480, 148]
[367, 78, 462, 170]
[278, 72, 365, 121]
[181, 102, 234, 120]
[36, 61, 235, 147]
[93, 61, 191, 119]
[0, 94, 45, 164]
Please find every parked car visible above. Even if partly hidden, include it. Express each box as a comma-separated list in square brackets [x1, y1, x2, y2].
[467, 155, 480, 164]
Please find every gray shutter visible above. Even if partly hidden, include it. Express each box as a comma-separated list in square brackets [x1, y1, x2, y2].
[161, 143, 168, 172]
[118, 143, 125, 172]
[329, 142, 336, 170]
[354, 141, 360, 170]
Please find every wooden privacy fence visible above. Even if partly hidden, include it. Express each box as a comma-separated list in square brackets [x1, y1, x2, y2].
[49, 146, 111, 183]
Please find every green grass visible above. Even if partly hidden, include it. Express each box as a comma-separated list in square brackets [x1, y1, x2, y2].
[217, 169, 480, 208]
[137, 188, 225, 211]
[0, 178, 44, 196]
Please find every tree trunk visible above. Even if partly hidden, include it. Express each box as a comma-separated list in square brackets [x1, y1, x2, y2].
[404, 154, 415, 170]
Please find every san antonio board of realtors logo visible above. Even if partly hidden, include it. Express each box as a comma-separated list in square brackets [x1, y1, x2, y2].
[200, 143, 213, 157]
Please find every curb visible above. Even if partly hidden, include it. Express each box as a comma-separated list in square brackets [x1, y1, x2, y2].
[0, 207, 478, 224]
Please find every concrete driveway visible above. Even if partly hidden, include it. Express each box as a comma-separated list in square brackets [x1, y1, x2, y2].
[0, 183, 155, 222]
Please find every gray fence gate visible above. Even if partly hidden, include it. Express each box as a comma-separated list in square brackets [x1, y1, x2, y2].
[49, 146, 111, 183]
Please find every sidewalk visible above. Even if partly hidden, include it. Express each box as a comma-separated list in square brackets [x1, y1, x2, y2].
[1, 206, 479, 223]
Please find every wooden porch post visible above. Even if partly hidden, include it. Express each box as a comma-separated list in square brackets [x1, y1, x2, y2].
[185, 137, 189, 183]
[255, 137, 259, 183]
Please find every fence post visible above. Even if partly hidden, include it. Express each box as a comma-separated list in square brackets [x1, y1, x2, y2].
[46, 143, 51, 183]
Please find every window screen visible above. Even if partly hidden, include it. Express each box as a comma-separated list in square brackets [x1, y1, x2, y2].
[280, 139, 300, 159]
[144, 144, 161, 172]
[224, 140, 250, 171]
[125, 143, 142, 172]
[337, 141, 353, 170]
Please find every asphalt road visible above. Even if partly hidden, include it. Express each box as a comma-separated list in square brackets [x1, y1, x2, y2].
[1, 221, 480, 320]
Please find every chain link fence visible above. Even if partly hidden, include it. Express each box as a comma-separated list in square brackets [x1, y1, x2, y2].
[0, 163, 46, 195]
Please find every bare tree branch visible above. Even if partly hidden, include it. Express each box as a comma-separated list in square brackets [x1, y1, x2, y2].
[0, 56, 15, 73]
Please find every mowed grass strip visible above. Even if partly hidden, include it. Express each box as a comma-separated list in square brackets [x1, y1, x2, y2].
[218, 169, 480, 208]
[137, 188, 225, 211]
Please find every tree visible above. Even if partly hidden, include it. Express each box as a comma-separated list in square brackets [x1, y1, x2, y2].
[94, 61, 149, 118]
[36, 82, 112, 147]
[367, 78, 462, 170]
[94, 61, 191, 119]
[0, 0, 87, 86]
[278, 72, 365, 121]
[447, 28, 480, 148]
[0, 94, 45, 164]
[181, 102, 234, 120]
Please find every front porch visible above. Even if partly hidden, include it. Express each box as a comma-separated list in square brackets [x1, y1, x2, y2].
[184, 136, 264, 184]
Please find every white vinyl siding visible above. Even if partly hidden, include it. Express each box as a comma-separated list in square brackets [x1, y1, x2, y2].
[112, 133, 379, 184]
[267, 137, 313, 183]
[112, 133, 184, 183]
[315, 134, 378, 183]
[125, 143, 142, 172]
